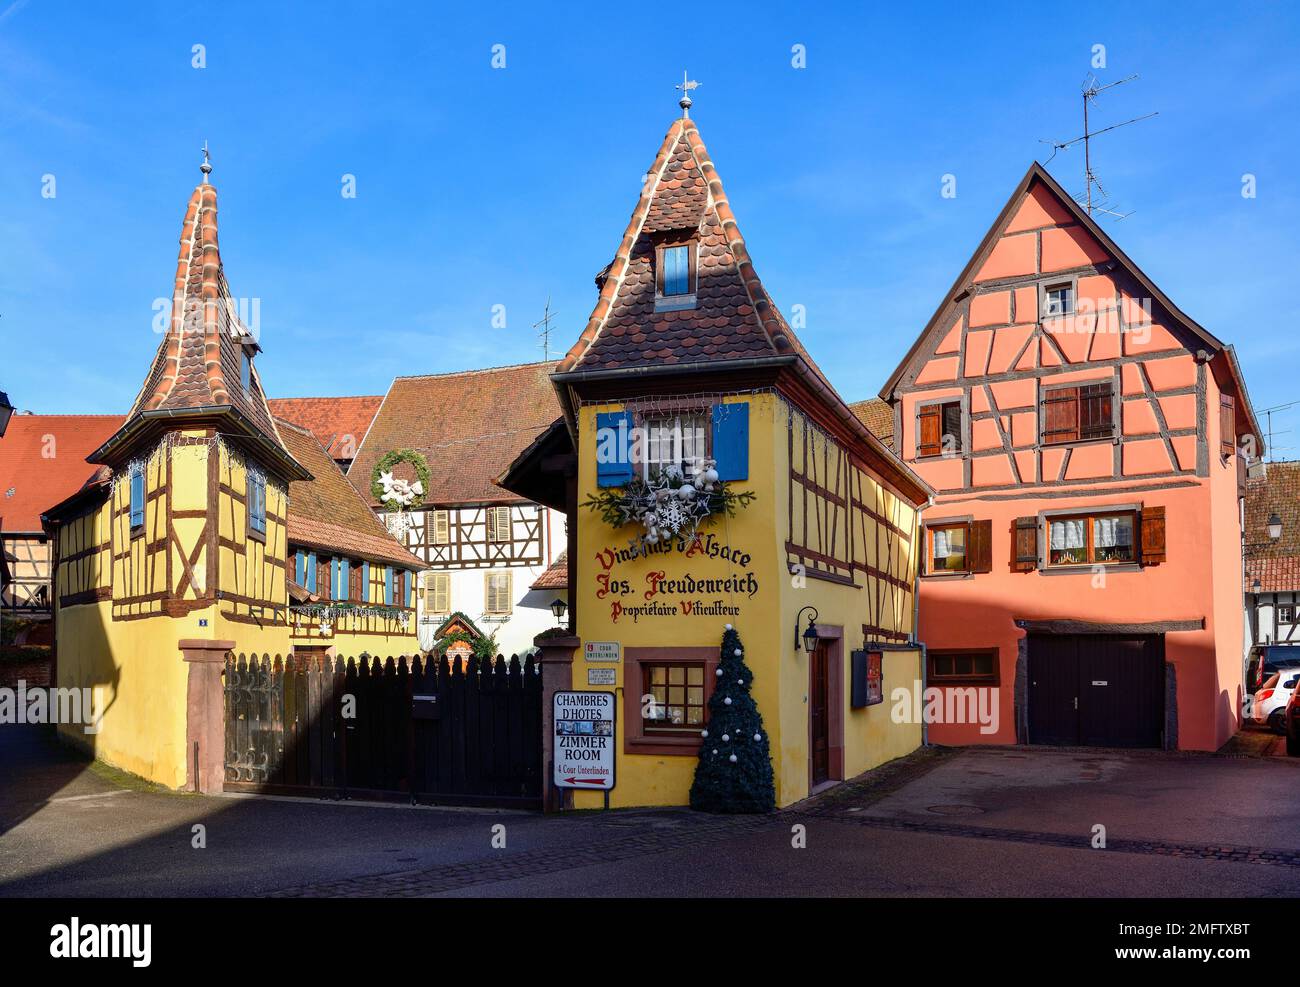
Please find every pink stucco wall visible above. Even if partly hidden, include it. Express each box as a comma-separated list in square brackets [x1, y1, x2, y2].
[898, 177, 1247, 751]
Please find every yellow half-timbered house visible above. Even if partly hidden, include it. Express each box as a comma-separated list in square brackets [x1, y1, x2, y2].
[42, 160, 420, 787]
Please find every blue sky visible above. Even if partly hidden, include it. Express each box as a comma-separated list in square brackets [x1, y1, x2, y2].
[2, 2, 1298, 451]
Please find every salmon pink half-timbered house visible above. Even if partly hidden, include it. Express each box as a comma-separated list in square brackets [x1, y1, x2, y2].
[881, 163, 1260, 752]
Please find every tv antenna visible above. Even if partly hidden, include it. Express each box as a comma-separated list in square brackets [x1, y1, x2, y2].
[1257, 399, 1300, 463]
[1039, 74, 1157, 220]
[534, 296, 559, 362]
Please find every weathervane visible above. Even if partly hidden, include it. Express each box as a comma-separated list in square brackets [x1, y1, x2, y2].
[200, 140, 212, 183]
[675, 70, 699, 118]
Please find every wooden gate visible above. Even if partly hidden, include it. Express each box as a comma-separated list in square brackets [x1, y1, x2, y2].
[1027, 634, 1164, 748]
[223, 652, 543, 808]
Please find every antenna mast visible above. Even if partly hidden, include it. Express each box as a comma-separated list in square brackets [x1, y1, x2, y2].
[1040, 74, 1157, 219]
[534, 297, 559, 362]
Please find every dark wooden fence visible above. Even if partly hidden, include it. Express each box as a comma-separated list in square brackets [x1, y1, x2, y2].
[223, 653, 543, 808]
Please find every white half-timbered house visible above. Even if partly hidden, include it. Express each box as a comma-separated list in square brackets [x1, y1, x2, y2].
[346, 363, 567, 656]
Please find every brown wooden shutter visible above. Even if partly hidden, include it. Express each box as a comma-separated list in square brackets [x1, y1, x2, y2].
[317, 555, 332, 599]
[1220, 395, 1236, 458]
[968, 520, 993, 573]
[1042, 387, 1080, 444]
[1011, 517, 1039, 572]
[1140, 505, 1166, 565]
[918, 404, 941, 457]
[349, 560, 362, 601]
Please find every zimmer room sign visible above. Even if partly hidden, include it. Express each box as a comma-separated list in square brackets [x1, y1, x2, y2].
[593, 532, 760, 624]
[553, 691, 616, 791]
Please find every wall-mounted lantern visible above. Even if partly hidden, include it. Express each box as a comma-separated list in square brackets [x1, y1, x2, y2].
[795, 606, 819, 653]
[1268, 513, 1283, 542]
[0, 391, 13, 438]
[550, 597, 568, 625]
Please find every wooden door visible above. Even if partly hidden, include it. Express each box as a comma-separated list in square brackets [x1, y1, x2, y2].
[810, 643, 830, 785]
[1028, 634, 1080, 745]
[1029, 634, 1164, 748]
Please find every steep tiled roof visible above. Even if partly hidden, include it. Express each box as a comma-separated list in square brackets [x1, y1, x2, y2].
[1246, 460, 1300, 591]
[0, 415, 124, 531]
[558, 118, 826, 381]
[113, 176, 289, 458]
[278, 418, 423, 570]
[267, 396, 382, 460]
[531, 551, 569, 590]
[848, 398, 894, 447]
[348, 362, 561, 506]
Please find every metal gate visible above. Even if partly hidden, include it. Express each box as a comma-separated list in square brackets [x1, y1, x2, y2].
[223, 652, 543, 808]
[1027, 633, 1164, 748]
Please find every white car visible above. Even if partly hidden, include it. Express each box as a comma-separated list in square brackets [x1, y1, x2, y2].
[1252, 672, 1300, 733]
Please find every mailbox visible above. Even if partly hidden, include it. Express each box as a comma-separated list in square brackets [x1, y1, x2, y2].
[412, 693, 441, 720]
[851, 650, 884, 709]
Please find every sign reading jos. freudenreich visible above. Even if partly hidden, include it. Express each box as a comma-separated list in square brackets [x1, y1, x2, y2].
[552, 691, 616, 791]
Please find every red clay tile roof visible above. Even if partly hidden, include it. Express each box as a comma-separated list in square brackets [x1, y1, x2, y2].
[1246, 460, 1300, 591]
[278, 418, 423, 570]
[0, 414, 125, 532]
[121, 178, 287, 454]
[557, 118, 828, 384]
[848, 398, 894, 447]
[347, 362, 562, 506]
[531, 551, 568, 591]
[267, 396, 382, 460]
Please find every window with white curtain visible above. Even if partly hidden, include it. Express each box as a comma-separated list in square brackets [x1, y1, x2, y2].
[1048, 512, 1136, 566]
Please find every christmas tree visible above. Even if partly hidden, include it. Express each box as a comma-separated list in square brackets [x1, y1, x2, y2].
[689, 624, 776, 813]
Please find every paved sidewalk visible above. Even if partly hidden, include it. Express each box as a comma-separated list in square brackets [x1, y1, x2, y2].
[3, 726, 1299, 897]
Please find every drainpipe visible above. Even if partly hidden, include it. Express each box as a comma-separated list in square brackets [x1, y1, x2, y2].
[913, 496, 930, 747]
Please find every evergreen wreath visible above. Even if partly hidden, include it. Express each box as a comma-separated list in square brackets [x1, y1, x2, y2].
[370, 449, 431, 510]
[581, 460, 755, 551]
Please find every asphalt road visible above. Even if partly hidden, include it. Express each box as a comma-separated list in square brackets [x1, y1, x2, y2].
[1, 725, 1298, 897]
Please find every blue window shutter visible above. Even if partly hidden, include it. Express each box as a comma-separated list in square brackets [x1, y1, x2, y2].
[712, 402, 749, 481]
[129, 471, 145, 527]
[340, 559, 350, 601]
[306, 552, 317, 591]
[384, 567, 394, 605]
[362, 562, 370, 602]
[595, 410, 635, 487]
[295, 549, 305, 585]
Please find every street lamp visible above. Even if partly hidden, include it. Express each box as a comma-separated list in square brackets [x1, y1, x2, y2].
[0, 391, 13, 438]
[795, 606, 819, 653]
[1268, 513, 1283, 542]
[549, 597, 567, 625]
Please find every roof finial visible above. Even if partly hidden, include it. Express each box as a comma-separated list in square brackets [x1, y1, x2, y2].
[675, 70, 699, 119]
[200, 141, 212, 183]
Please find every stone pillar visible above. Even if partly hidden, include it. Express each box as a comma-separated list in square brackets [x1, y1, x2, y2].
[535, 633, 578, 813]
[180, 638, 235, 794]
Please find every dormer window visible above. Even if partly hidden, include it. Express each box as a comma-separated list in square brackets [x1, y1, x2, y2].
[655, 241, 697, 312]
[240, 350, 252, 392]
[663, 245, 691, 295]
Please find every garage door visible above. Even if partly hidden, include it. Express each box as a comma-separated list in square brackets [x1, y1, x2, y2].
[1027, 634, 1164, 748]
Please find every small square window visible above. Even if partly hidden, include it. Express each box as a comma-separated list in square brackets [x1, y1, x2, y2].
[918, 399, 962, 457]
[1042, 282, 1075, 318]
[1280, 605, 1295, 624]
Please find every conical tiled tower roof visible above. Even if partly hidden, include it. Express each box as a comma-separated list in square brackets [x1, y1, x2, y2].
[94, 166, 303, 477]
[558, 117, 828, 383]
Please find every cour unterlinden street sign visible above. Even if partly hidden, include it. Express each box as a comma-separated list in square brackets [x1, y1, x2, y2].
[552, 691, 616, 791]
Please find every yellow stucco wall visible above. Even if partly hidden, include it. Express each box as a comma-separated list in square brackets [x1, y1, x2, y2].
[571, 393, 925, 810]
[53, 430, 414, 788]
